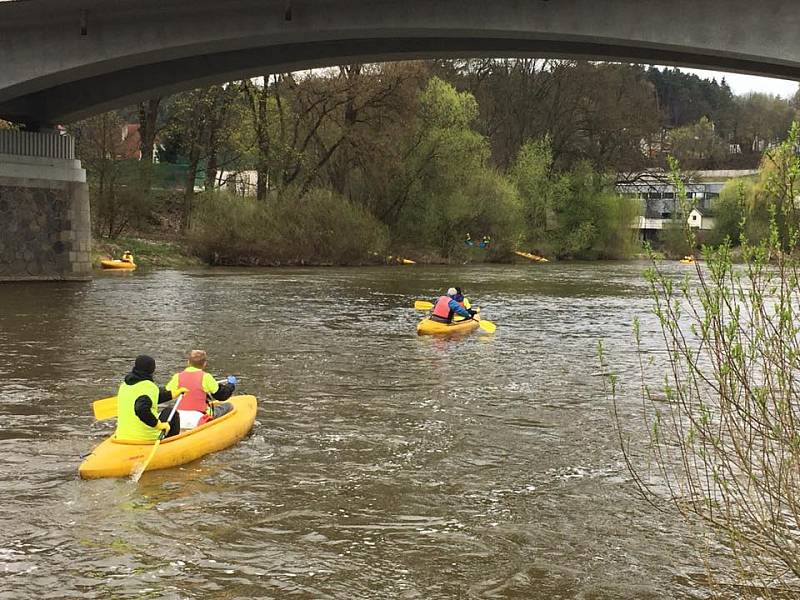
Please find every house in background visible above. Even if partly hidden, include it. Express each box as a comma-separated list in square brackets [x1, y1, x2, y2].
[117, 123, 160, 162]
[688, 207, 715, 230]
[617, 169, 756, 241]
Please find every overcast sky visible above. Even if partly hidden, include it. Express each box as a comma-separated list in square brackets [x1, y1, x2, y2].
[670, 67, 799, 98]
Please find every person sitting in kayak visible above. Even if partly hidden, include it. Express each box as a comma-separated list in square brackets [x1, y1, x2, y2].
[120, 250, 134, 263]
[452, 287, 475, 322]
[115, 355, 186, 441]
[166, 349, 236, 429]
[430, 287, 476, 324]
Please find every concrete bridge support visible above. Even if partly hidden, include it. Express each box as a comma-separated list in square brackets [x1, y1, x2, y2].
[0, 131, 92, 281]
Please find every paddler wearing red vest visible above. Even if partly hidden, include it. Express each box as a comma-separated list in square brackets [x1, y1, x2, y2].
[430, 287, 477, 324]
[115, 355, 187, 441]
[165, 350, 236, 430]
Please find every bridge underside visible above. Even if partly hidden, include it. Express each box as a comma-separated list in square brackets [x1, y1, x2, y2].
[6, 37, 800, 127]
[1, 0, 799, 125]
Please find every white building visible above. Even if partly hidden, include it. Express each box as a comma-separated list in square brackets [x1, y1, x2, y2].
[687, 207, 715, 230]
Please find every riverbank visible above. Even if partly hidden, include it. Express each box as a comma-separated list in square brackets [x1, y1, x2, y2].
[91, 234, 687, 268]
[92, 236, 204, 269]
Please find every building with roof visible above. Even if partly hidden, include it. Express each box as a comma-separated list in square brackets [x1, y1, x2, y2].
[617, 169, 756, 241]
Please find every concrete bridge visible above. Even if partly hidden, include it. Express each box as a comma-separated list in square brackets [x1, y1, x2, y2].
[1, 0, 800, 279]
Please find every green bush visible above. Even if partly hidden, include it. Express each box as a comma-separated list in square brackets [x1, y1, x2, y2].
[188, 189, 388, 265]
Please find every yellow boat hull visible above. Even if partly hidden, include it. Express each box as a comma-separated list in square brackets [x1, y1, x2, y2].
[514, 251, 548, 262]
[417, 317, 480, 336]
[100, 259, 136, 270]
[79, 395, 257, 479]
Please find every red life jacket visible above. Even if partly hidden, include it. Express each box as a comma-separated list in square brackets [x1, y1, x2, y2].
[432, 296, 453, 320]
[177, 369, 207, 412]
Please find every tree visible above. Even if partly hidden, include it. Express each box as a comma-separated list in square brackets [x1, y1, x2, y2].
[733, 93, 794, 156]
[73, 112, 146, 238]
[163, 85, 242, 227]
[390, 77, 521, 258]
[669, 116, 727, 168]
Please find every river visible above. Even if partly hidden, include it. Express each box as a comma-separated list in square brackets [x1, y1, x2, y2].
[0, 262, 708, 599]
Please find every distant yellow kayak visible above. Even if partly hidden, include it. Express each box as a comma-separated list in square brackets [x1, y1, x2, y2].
[79, 395, 257, 479]
[679, 256, 696, 264]
[514, 251, 549, 263]
[400, 258, 416, 265]
[417, 317, 480, 336]
[100, 259, 136, 270]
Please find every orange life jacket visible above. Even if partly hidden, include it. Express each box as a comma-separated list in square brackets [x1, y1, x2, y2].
[177, 369, 207, 412]
[432, 296, 453, 320]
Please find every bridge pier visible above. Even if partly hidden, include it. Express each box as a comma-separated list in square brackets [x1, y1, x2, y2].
[0, 131, 92, 281]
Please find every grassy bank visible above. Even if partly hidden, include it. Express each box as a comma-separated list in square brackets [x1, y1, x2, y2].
[92, 236, 203, 269]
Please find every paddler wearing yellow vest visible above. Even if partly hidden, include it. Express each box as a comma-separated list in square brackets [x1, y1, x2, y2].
[115, 355, 187, 441]
[451, 287, 475, 322]
[165, 350, 236, 430]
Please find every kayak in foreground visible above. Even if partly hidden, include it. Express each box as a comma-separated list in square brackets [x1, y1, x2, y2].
[100, 259, 136, 270]
[417, 317, 480, 336]
[79, 395, 257, 479]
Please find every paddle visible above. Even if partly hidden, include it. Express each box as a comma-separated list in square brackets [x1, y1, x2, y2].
[92, 395, 118, 420]
[130, 394, 183, 482]
[476, 318, 496, 334]
[92, 377, 234, 420]
[414, 300, 482, 314]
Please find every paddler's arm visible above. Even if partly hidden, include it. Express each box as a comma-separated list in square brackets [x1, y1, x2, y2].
[157, 387, 174, 404]
[134, 396, 160, 427]
[448, 299, 471, 318]
[204, 373, 235, 401]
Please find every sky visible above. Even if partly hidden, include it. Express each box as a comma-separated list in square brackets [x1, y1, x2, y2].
[668, 67, 799, 99]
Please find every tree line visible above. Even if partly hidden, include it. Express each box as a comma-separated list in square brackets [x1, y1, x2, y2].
[68, 60, 800, 264]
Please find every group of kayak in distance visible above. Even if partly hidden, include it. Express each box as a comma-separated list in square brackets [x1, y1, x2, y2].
[80, 286, 493, 480]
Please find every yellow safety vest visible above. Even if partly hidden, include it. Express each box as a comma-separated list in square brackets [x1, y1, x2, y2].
[115, 379, 160, 441]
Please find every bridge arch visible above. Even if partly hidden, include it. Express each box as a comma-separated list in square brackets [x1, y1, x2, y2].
[1, 0, 799, 125]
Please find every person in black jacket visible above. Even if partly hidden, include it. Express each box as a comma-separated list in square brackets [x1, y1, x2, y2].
[114, 355, 186, 441]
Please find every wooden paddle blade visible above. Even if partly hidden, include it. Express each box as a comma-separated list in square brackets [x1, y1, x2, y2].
[478, 319, 497, 333]
[92, 396, 118, 420]
[130, 438, 160, 482]
[414, 300, 434, 310]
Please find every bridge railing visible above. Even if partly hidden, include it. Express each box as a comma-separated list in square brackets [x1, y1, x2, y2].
[0, 130, 75, 160]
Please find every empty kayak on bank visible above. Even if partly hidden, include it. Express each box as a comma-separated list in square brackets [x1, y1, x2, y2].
[100, 259, 136, 270]
[417, 317, 480, 336]
[514, 251, 549, 263]
[79, 395, 257, 479]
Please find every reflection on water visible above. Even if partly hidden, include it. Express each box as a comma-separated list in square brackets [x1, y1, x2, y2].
[0, 263, 704, 598]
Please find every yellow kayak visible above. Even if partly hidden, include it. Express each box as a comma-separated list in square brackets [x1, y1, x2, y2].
[100, 259, 136, 270]
[79, 395, 257, 479]
[679, 256, 696, 264]
[417, 317, 480, 336]
[514, 250, 549, 263]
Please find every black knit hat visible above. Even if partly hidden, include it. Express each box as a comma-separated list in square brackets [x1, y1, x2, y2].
[134, 354, 156, 375]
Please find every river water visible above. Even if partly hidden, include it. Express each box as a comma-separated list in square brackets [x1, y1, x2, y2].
[0, 262, 708, 599]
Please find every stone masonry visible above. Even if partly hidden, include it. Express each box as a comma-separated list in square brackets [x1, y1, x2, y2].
[0, 132, 92, 281]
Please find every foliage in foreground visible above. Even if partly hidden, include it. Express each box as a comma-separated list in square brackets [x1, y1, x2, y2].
[604, 129, 800, 598]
